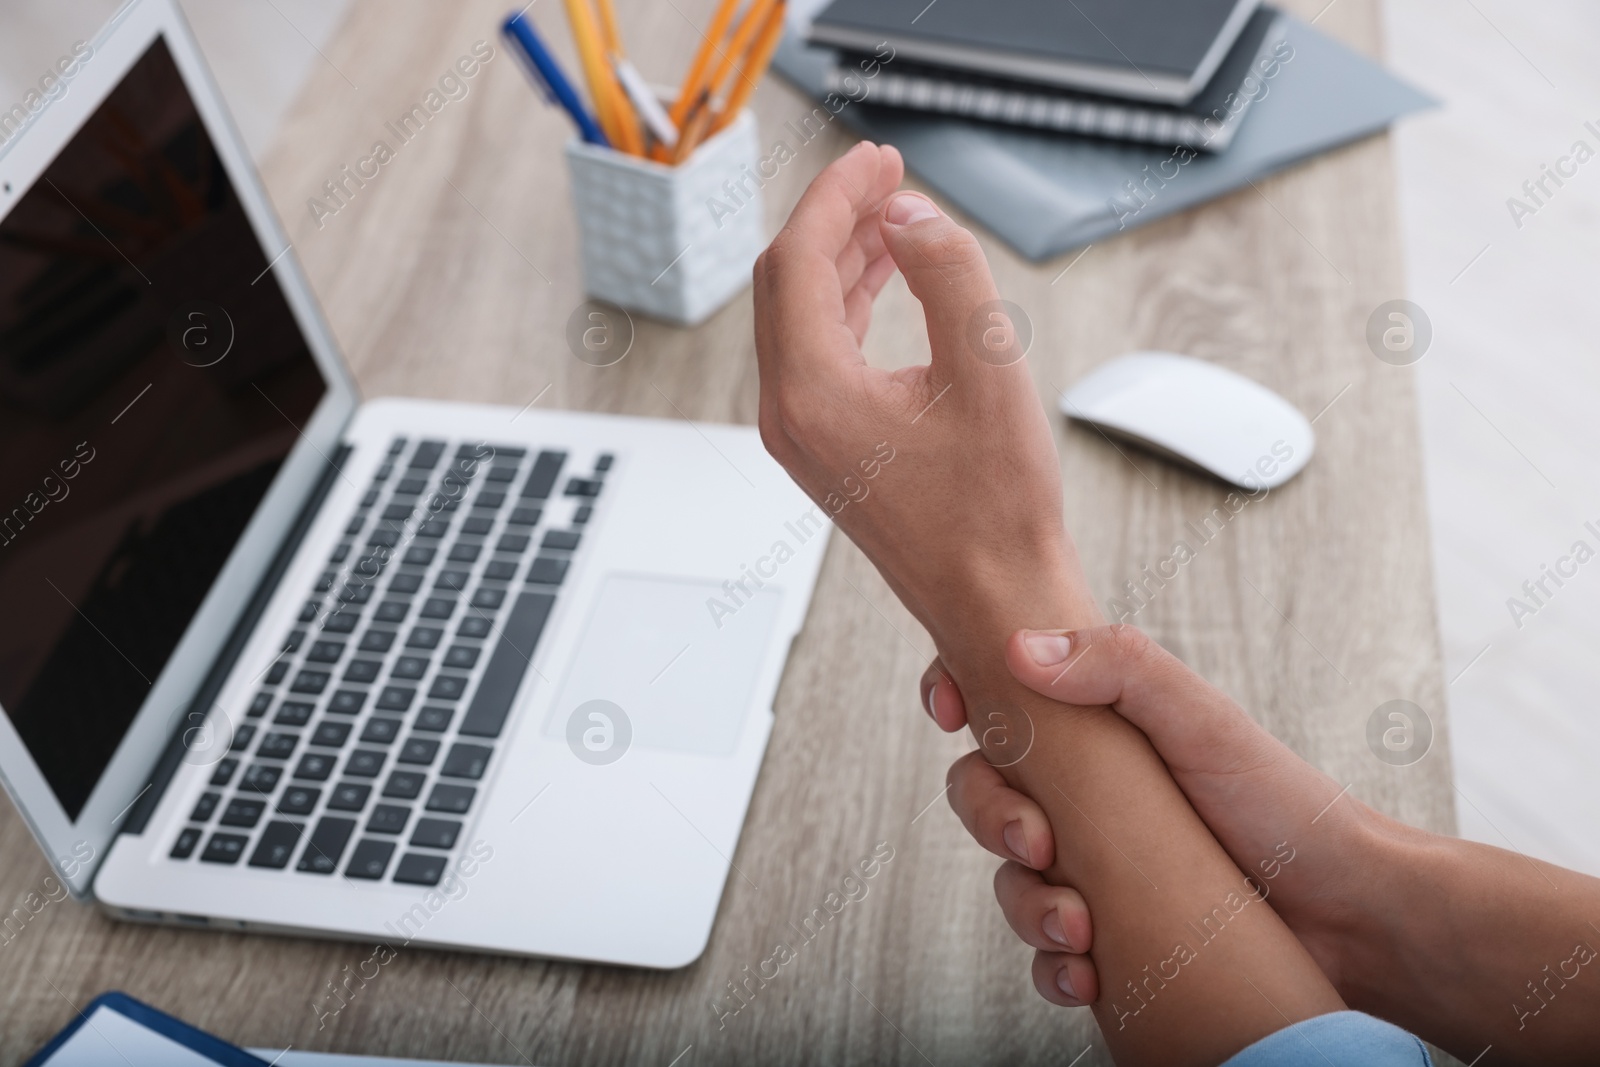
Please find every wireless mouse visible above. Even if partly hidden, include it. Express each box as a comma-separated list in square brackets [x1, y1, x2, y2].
[1058, 352, 1315, 490]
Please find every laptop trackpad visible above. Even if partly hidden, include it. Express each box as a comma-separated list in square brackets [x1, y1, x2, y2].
[544, 574, 782, 756]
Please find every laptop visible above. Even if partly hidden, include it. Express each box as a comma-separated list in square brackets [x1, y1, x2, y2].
[0, 0, 827, 969]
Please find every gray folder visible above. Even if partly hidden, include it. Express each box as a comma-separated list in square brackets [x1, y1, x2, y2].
[773, 13, 1434, 261]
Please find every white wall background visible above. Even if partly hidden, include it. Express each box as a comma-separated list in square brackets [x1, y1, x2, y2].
[3, 0, 1598, 878]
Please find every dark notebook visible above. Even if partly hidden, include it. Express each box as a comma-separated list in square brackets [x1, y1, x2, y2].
[807, 0, 1260, 104]
[824, 7, 1288, 152]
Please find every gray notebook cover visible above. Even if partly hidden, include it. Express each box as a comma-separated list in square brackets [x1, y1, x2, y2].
[774, 14, 1434, 261]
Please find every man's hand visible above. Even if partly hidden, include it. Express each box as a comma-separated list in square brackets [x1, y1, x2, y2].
[753, 142, 1098, 668]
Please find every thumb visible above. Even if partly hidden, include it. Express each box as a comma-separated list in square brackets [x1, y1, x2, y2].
[1003, 625, 1285, 778]
[878, 191, 1016, 379]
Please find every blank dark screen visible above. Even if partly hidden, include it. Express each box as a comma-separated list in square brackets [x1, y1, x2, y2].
[0, 37, 327, 819]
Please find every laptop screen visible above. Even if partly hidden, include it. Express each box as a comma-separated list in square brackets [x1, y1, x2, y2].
[0, 37, 327, 820]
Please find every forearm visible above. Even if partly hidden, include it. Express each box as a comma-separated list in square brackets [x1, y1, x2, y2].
[1340, 816, 1600, 1065]
[931, 557, 1345, 1067]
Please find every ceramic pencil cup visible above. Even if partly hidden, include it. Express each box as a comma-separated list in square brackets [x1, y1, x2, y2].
[565, 109, 764, 327]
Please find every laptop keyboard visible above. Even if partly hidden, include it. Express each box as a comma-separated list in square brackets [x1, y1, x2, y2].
[167, 436, 611, 886]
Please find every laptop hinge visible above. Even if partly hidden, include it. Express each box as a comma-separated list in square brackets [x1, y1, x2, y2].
[119, 443, 354, 836]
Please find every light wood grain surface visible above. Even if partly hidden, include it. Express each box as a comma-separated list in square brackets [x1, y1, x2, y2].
[0, 0, 1456, 1063]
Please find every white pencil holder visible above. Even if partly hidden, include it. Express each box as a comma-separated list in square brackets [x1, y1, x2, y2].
[565, 109, 764, 326]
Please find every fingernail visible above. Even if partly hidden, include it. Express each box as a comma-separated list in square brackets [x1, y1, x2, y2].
[924, 682, 938, 723]
[1057, 967, 1077, 999]
[1023, 631, 1071, 666]
[884, 191, 940, 225]
[1042, 910, 1071, 949]
[1002, 821, 1030, 866]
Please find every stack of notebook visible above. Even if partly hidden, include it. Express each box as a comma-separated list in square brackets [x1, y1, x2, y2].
[806, 0, 1288, 152]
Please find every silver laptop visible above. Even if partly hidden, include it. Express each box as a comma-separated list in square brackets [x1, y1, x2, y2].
[0, 0, 827, 969]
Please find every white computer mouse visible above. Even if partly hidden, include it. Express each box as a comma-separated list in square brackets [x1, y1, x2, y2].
[1058, 352, 1315, 490]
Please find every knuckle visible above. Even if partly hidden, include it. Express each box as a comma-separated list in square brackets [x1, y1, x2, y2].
[1105, 623, 1153, 667]
[918, 225, 985, 270]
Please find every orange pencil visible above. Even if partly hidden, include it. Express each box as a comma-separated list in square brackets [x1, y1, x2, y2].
[674, 0, 779, 161]
[709, 0, 785, 136]
[564, 0, 643, 155]
[667, 0, 741, 134]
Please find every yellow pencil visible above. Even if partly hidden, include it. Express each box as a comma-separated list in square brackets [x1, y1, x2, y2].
[563, 0, 644, 155]
[590, 0, 646, 154]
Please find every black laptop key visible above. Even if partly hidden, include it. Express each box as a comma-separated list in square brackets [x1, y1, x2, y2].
[300, 600, 320, 622]
[564, 477, 603, 497]
[507, 506, 541, 526]
[190, 792, 220, 822]
[171, 827, 202, 859]
[542, 530, 581, 552]
[339, 583, 375, 605]
[495, 532, 529, 555]
[361, 716, 402, 744]
[376, 686, 416, 712]
[387, 439, 407, 457]
[201, 833, 248, 864]
[474, 490, 507, 510]
[417, 519, 450, 539]
[264, 661, 289, 686]
[425, 783, 475, 815]
[435, 570, 470, 592]
[328, 782, 371, 811]
[317, 571, 336, 593]
[307, 640, 345, 663]
[367, 805, 410, 835]
[525, 555, 569, 586]
[395, 477, 426, 496]
[383, 771, 426, 800]
[458, 616, 493, 639]
[595, 453, 613, 471]
[521, 450, 566, 500]
[398, 738, 440, 765]
[403, 546, 436, 566]
[311, 721, 352, 747]
[258, 732, 298, 760]
[330, 543, 351, 564]
[292, 670, 330, 694]
[220, 797, 266, 828]
[483, 560, 518, 581]
[346, 750, 386, 778]
[374, 599, 410, 624]
[391, 655, 429, 680]
[408, 626, 444, 649]
[359, 630, 396, 653]
[366, 528, 401, 549]
[297, 816, 357, 873]
[346, 839, 397, 880]
[344, 659, 382, 684]
[278, 786, 320, 816]
[393, 852, 447, 886]
[441, 743, 493, 780]
[460, 592, 556, 738]
[323, 612, 358, 634]
[389, 572, 424, 594]
[421, 598, 455, 620]
[284, 629, 307, 653]
[294, 753, 335, 781]
[229, 724, 257, 753]
[210, 758, 239, 786]
[409, 440, 446, 470]
[471, 588, 506, 611]
[443, 645, 480, 670]
[249, 821, 304, 869]
[573, 505, 592, 524]
[247, 692, 273, 718]
[328, 690, 367, 715]
[346, 516, 365, 537]
[447, 543, 481, 564]
[410, 818, 461, 850]
[241, 764, 282, 794]
[382, 503, 415, 522]
[461, 516, 494, 536]
[486, 465, 518, 483]
[428, 674, 468, 701]
[415, 706, 453, 732]
[274, 701, 315, 727]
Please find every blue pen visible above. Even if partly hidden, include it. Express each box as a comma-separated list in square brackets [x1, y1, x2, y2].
[502, 11, 610, 147]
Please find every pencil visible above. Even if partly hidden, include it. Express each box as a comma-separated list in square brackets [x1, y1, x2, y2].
[563, 0, 643, 155]
[667, 0, 741, 134]
[674, 0, 780, 161]
[709, 0, 785, 136]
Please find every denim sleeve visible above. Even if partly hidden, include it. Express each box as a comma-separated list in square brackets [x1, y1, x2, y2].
[1220, 1011, 1433, 1067]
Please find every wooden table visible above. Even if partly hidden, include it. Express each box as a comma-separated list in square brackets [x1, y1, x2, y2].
[0, 0, 1455, 1063]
